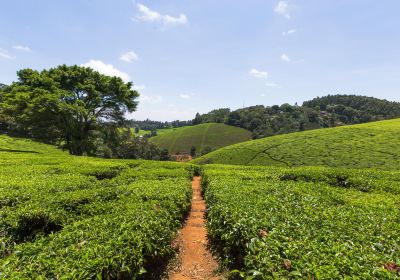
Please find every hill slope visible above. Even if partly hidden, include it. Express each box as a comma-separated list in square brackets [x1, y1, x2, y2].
[0, 134, 67, 156]
[150, 123, 252, 155]
[192, 118, 400, 169]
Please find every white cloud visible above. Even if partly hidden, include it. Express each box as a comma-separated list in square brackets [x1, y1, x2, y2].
[136, 3, 188, 26]
[164, 14, 188, 25]
[120, 51, 138, 63]
[0, 48, 13, 59]
[249, 68, 268, 78]
[81, 60, 130, 82]
[266, 82, 279, 87]
[274, 1, 291, 19]
[281, 53, 291, 62]
[13, 45, 31, 52]
[260, 93, 266, 97]
[139, 94, 163, 104]
[282, 29, 296, 36]
[137, 4, 161, 22]
[179, 94, 190, 99]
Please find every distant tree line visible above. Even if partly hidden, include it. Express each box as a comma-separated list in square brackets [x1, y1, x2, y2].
[125, 119, 192, 131]
[0, 66, 170, 160]
[193, 95, 400, 139]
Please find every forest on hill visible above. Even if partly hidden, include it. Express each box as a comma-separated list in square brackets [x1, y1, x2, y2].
[193, 95, 400, 138]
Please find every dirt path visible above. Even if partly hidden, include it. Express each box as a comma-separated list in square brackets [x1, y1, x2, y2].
[168, 177, 220, 280]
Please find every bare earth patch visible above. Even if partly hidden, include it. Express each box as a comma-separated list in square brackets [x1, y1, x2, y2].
[168, 177, 221, 280]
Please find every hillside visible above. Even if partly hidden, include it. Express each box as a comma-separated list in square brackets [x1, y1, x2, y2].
[0, 135, 67, 156]
[192, 118, 400, 169]
[192, 95, 400, 139]
[150, 123, 252, 155]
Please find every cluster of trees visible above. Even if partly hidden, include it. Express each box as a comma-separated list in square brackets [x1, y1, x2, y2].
[193, 95, 400, 139]
[303, 95, 400, 123]
[126, 119, 192, 131]
[0, 65, 169, 160]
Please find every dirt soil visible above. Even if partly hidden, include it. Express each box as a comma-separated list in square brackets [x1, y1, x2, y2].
[168, 177, 220, 280]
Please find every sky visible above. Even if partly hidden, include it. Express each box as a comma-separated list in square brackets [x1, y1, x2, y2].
[1, 0, 400, 121]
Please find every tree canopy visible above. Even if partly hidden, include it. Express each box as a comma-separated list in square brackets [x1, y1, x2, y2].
[194, 95, 400, 139]
[0, 65, 139, 155]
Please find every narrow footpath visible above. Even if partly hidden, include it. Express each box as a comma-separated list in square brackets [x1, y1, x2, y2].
[168, 177, 220, 280]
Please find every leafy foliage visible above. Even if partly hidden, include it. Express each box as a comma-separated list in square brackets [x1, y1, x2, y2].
[202, 165, 400, 279]
[0, 135, 193, 278]
[125, 119, 192, 132]
[193, 118, 400, 169]
[0, 65, 139, 155]
[194, 95, 400, 139]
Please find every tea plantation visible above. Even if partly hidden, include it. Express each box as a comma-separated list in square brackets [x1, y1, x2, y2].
[0, 135, 194, 279]
[201, 165, 400, 279]
[150, 123, 252, 155]
[193, 118, 400, 169]
[1, 133, 400, 279]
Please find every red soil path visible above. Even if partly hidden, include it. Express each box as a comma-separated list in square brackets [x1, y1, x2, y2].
[168, 177, 220, 280]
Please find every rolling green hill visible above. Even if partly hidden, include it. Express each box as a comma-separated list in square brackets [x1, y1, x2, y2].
[150, 123, 252, 155]
[192, 118, 400, 169]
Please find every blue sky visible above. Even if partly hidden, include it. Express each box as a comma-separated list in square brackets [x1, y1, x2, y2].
[1, 0, 399, 121]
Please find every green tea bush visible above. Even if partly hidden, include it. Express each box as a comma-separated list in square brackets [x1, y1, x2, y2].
[0, 136, 193, 278]
[202, 165, 400, 279]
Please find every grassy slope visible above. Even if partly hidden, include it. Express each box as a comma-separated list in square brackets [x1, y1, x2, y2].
[0, 135, 68, 156]
[150, 123, 252, 154]
[192, 118, 400, 169]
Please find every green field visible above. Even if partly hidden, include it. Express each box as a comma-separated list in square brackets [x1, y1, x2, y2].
[1, 127, 400, 278]
[150, 123, 252, 155]
[202, 164, 400, 279]
[0, 135, 194, 279]
[193, 118, 400, 169]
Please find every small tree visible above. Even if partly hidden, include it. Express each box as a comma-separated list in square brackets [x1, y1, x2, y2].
[134, 126, 140, 134]
[192, 113, 203, 125]
[160, 148, 170, 161]
[190, 146, 196, 157]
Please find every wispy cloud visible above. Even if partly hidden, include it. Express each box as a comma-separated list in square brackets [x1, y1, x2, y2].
[249, 68, 268, 78]
[179, 94, 190, 99]
[136, 4, 188, 26]
[281, 53, 291, 62]
[139, 94, 163, 104]
[0, 48, 13, 59]
[120, 51, 138, 63]
[13, 45, 31, 52]
[274, 1, 291, 19]
[81, 60, 130, 82]
[282, 29, 296, 36]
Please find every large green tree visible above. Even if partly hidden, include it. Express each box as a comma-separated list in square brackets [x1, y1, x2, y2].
[0, 65, 139, 155]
